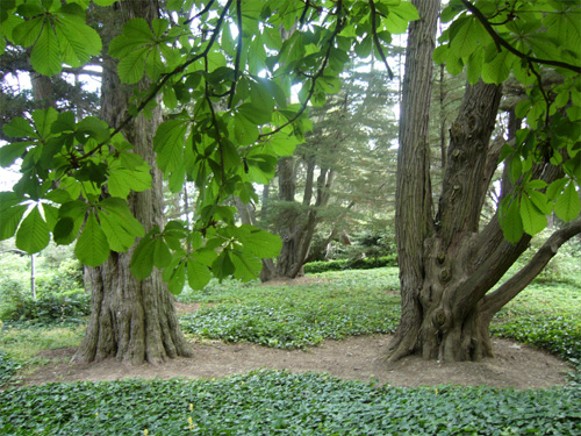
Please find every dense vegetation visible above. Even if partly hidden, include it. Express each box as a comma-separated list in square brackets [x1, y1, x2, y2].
[1, 370, 579, 435]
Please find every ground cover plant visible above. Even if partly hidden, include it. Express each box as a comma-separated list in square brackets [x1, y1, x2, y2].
[1, 370, 579, 435]
[177, 267, 581, 363]
[179, 268, 401, 349]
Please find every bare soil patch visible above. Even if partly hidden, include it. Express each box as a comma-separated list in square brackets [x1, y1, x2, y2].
[24, 335, 571, 389]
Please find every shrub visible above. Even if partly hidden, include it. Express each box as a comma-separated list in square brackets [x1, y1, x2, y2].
[303, 254, 397, 274]
[3, 289, 90, 324]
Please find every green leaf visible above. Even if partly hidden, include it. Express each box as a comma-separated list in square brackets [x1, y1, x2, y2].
[55, 200, 88, 245]
[116, 48, 149, 84]
[0, 203, 27, 240]
[32, 108, 58, 139]
[520, 195, 547, 236]
[3, 117, 35, 138]
[153, 238, 172, 268]
[385, 2, 419, 34]
[554, 182, 581, 221]
[154, 118, 188, 175]
[74, 212, 110, 266]
[481, 50, 516, 84]
[54, 11, 102, 68]
[131, 233, 156, 279]
[187, 258, 212, 290]
[15, 205, 50, 253]
[98, 197, 144, 251]
[499, 197, 524, 244]
[231, 250, 262, 281]
[448, 16, 487, 59]
[108, 161, 152, 198]
[232, 113, 259, 146]
[232, 224, 282, 258]
[0, 142, 29, 167]
[212, 250, 235, 279]
[164, 259, 186, 295]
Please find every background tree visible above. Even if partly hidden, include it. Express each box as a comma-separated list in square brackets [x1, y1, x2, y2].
[389, 0, 581, 362]
[262, 60, 398, 278]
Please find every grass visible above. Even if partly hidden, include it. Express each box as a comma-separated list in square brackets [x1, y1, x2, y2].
[0, 323, 85, 362]
[1, 370, 579, 435]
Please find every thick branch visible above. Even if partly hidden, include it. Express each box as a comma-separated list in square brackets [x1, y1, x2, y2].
[482, 217, 581, 316]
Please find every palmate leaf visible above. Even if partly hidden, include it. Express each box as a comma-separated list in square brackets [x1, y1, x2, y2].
[98, 197, 144, 252]
[15, 205, 50, 254]
[499, 196, 524, 244]
[154, 118, 188, 175]
[74, 212, 110, 267]
[131, 244, 154, 279]
[12, 6, 101, 76]
[0, 194, 27, 240]
[447, 16, 487, 59]
[554, 182, 581, 222]
[233, 224, 282, 258]
[186, 258, 212, 290]
[520, 195, 547, 236]
[231, 250, 262, 282]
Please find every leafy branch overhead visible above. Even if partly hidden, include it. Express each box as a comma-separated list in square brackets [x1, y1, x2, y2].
[436, 0, 581, 243]
[0, 0, 417, 288]
[0, 0, 579, 289]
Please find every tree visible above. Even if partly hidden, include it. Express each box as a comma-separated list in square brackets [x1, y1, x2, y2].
[0, 0, 578, 365]
[388, 0, 581, 362]
[73, 1, 194, 364]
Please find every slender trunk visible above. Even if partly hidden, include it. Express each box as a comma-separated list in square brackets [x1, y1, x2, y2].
[390, 0, 439, 361]
[73, 0, 191, 365]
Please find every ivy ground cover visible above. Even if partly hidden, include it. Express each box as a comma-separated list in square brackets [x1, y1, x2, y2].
[1, 370, 579, 435]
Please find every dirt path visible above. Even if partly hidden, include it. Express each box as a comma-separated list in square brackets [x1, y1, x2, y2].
[25, 335, 571, 389]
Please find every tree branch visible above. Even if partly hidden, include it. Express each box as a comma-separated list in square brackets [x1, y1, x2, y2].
[482, 217, 581, 316]
[369, 0, 394, 79]
[460, 0, 581, 74]
[259, 0, 345, 139]
[227, 0, 243, 109]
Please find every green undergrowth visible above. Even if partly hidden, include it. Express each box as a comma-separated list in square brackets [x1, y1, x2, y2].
[0, 350, 20, 388]
[178, 267, 581, 363]
[491, 281, 581, 364]
[1, 370, 579, 435]
[303, 254, 397, 274]
[179, 268, 401, 349]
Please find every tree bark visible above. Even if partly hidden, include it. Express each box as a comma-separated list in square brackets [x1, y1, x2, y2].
[387, 0, 578, 363]
[73, 0, 192, 365]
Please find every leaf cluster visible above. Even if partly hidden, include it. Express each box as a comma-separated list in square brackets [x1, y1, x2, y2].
[0, 370, 579, 434]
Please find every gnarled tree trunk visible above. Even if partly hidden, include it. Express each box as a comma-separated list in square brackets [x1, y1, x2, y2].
[388, 0, 580, 362]
[73, 0, 191, 365]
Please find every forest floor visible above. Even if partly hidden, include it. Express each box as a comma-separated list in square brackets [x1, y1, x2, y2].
[24, 331, 570, 389]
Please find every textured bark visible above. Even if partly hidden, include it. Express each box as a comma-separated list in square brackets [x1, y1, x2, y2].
[73, 0, 191, 365]
[387, 0, 574, 363]
[390, 0, 439, 361]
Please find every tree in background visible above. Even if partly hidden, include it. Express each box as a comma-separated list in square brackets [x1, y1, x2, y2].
[389, 0, 581, 362]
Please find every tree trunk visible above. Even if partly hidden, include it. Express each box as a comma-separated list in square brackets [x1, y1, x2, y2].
[388, 0, 580, 363]
[73, 0, 191, 365]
